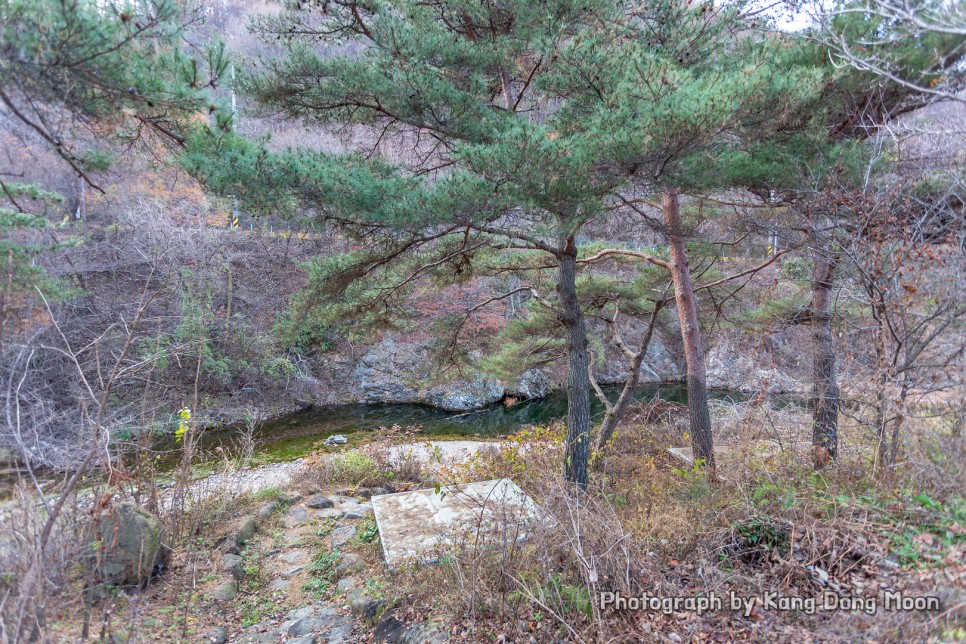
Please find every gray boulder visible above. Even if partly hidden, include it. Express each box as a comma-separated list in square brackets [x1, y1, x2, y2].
[96, 502, 166, 587]
[256, 501, 278, 519]
[374, 614, 449, 644]
[507, 369, 549, 400]
[425, 376, 504, 411]
[347, 589, 384, 623]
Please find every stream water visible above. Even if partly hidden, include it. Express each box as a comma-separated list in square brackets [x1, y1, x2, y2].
[193, 383, 754, 466]
[0, 383, 761, 490]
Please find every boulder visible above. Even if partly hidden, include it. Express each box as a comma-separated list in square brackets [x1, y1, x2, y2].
[280, 606, 351, 637]
[96, 502, 166, 587]
[285, 506, 309, 526]
[335, 553, 363, 576]
[343, 508, 370, 520]
[400, 620, 449, 644]
[336, 577, 361, 593]
[347, 589, 384, 623]
[374, 614, 449, 644]
[507, 369, 549, 400]
[352, 337, 506, 410]
[352, 338, 424, 405]
[256, 501, 278, 519]
[424, 376, 504, 411]
[316, 508, 344, 520]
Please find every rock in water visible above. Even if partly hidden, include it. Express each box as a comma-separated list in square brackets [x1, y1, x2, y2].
[424, 376, 504, 411]
[507, 369, 550, 400]
[96, 502, 165, 587]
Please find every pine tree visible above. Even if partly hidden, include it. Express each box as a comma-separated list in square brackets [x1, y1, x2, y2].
[187, 0, 841, 485]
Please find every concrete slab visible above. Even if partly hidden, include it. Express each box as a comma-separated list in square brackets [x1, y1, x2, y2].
[371, 478, 537, 569]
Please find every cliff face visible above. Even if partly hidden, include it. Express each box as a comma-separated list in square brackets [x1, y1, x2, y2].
[306, 328, 683, 412]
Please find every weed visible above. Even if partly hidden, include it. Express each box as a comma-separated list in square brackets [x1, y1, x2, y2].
[358, 519, 379, 544]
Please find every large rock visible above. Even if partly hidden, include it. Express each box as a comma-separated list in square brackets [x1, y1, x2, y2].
[279, 606, 352, 637]
[424, 376, 504, 411]
[211, 579, 238, 601]
[96, 502, 166, 587]
[705, 329, 808, 394]
[202, 626, 228, 644]
[591, 328, 681, 385]
[352, 338, 425, 405]
[374, 613, 449, 644]
[352, 336, 505, 410]
[331, 525, 357, 550]
[306, 495, 335, 509]
[221, 553, 245, 581]
[347, 589, 385, 623]
[506, 369, 549, 400]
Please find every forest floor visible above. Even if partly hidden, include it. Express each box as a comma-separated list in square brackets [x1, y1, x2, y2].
[46, 406, 966, 643]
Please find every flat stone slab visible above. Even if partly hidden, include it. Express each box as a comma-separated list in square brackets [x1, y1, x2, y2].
[371, 478, 537, 569]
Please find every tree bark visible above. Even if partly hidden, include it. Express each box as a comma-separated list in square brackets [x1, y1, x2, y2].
[872, 301, 891, 472]
[662, 187, 715, 473]
[593, 301, 664, 454]
[810, 251, 839, 467]
[558, 243, 591, 488]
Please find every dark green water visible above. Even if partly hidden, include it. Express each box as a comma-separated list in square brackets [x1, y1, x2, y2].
[193, 383, 754, 466]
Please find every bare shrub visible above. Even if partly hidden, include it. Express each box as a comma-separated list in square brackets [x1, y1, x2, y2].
[399, 478, 653, 640]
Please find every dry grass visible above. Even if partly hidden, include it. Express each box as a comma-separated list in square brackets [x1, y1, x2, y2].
[293, 424, 429, 493]
[376, 402, 965, 642]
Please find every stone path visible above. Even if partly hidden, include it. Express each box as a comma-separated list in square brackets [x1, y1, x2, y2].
[203, 489, 448, 643]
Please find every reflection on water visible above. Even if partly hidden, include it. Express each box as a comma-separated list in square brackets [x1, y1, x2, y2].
[191, 383, 754, 465]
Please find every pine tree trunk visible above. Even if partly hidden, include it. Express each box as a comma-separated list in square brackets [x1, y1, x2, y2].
[811, 253, 839, 467]
[558, 244, 591, 488]
[663, 187, 715, 472]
